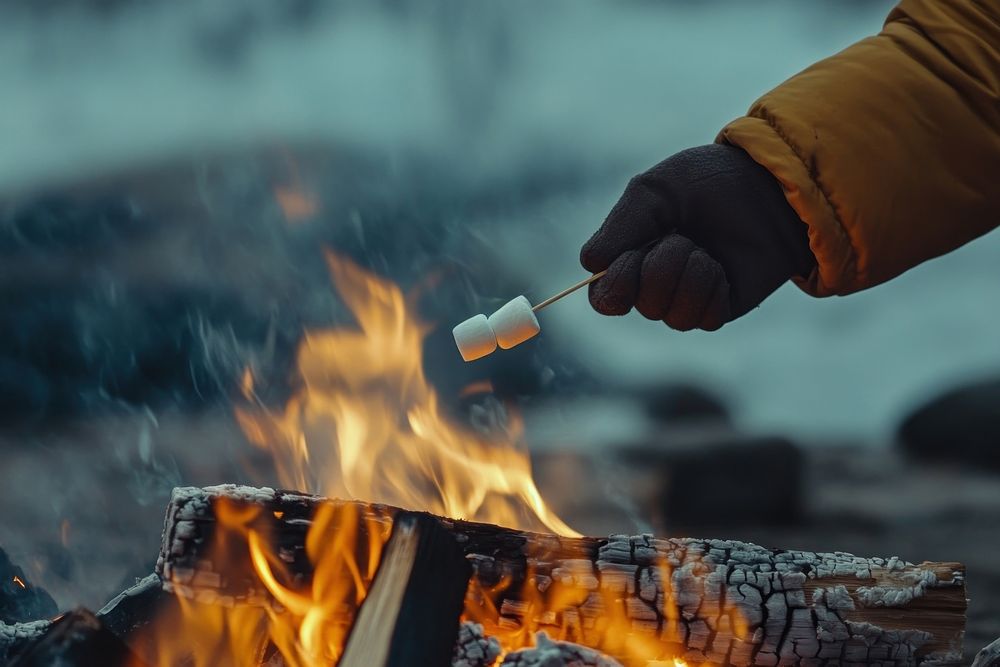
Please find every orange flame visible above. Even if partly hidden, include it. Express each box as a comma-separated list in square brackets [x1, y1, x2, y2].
[144, 499, 391, 667]
[12, 575, 25, 589]
[144, 250, 742, 666]
[236, 251, 577, 537]
[462, 556, 744, 665]
[249, 503, 389, 666]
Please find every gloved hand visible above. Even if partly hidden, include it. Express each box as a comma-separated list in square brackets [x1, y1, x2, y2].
[580, 144, 815, 331]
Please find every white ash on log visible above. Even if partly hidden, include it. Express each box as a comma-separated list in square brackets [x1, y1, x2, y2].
[452, 622, 502, 667]
[501, 632, 623, 667]
[0, 620, 50, 663]
[156, 485, 967, 666]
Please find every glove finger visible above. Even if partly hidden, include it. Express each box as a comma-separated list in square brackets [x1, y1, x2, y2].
[664, 249, 727, 332]
[635, 233, 695, 321]
[580, 175, 670, 274]
[698, 272, 731, 332]
[587, 248, 644, 316]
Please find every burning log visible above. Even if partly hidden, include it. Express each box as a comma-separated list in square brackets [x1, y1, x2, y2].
[157, 485, 966, 666]
[340, 512, 471, 667]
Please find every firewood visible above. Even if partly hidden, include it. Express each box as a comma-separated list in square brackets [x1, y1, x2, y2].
[96, 573, 170, 639]
[6, 608, 147, 667]
[0, 620, 50, 663]
[973, 637, 1000, 667]
[157, 485, 967, 666]
[340, 512, 471, 667]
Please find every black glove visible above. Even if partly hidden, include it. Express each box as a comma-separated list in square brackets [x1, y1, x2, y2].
[580, 144, 815, 331]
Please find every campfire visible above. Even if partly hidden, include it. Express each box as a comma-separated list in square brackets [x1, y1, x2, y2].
[1, 255, 966, 667]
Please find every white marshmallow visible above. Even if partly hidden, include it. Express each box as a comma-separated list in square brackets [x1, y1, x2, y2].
[488, 295, 540, 349]
[452, 314, 498, 362]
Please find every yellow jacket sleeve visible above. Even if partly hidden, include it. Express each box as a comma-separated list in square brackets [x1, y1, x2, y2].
[718, 0, 1000, 296]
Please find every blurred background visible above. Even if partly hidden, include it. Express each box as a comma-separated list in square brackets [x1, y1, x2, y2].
[1, 0, 998, 660]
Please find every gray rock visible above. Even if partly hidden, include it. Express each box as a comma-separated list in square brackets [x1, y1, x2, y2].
[898, 377, 1000, 470]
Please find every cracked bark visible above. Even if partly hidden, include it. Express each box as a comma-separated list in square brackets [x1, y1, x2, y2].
[156, 486, 966, 666]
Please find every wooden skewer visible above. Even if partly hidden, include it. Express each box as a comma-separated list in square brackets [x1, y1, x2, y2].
[531, 270, 608, 313]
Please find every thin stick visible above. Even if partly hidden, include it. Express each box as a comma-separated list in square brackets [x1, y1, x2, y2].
[531, 270, 608, 313]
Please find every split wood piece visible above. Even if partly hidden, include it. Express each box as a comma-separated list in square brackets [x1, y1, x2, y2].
[156, 485, 967, 666]
[7, 608, 148, 667]
[340, 512, 471, 667]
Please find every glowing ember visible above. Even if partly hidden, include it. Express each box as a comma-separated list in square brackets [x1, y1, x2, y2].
[274, 187, 318, 223]
[273, 149, 318, 223]
[12, 575, 26, 589]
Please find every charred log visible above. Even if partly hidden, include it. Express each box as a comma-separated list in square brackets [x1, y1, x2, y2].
[96, 574, 170, 640]
[156, 485, 966, 666]
[973, 637, 1000, 667]
[6, 608, 147, 667]
[0, 620, 50, 663]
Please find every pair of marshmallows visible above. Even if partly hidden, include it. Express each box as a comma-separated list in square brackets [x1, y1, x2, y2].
[452, 270, 604, 362]
[452, 296, 540, 362]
